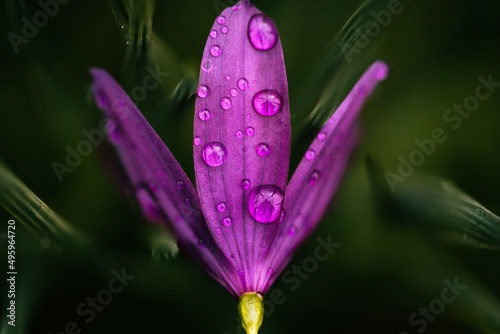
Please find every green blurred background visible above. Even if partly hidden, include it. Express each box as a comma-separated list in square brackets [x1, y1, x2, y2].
[1, 0, 500, 333]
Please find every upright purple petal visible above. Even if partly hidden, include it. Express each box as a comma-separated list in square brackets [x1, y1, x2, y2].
[193, 1, 291, 294]
[90, 68, 241, 295]
[261, 61, 389, 292]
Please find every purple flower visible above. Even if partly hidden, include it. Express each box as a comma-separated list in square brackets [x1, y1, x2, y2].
[90, 1, 387, 333]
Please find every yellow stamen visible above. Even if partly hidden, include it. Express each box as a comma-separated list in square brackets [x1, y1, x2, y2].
[238, 292, 264, 334]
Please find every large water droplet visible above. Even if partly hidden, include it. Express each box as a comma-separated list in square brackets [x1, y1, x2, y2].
[210, 45, 222, 57]
[198, 108, 211, 120]
[237, 78, 249, 91]
[242, 179, 251, 189]
[246, 127, 255, 136]
[217, 15, 226, 25]
[197, 85, 210, 98]
[201, 59, 213, 72]
[210, 29, 218, 38]
[220, 97, 232, 110]
[221, 26, 229, 34]
[308, 170, 320, 185]
[305, 149, 316, 160]
[217, 201, 227, 212]
[248, 185, 284, 223]
[202, 142, 228, 167]
[193, 136, 201, 146]
[248, 14, 278, 51]
[222, 216, 233, 226]
[256, 143, 270, 157]
[252, 90, 283, 116]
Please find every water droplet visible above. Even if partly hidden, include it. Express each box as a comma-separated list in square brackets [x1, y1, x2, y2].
[256, 143, 270, 157]
[197, 85, 210, 98]
[176, 180, 184, 189]
[230, 253, 236, 259]
[246, 127, 255, 136]
[193, 136, 201, 146]
[232, 3, 241, 10]
[238, 269, 244, 275]
[198, 108, 211, 120]
[305, 149, 316, 160]
[202, 142, 228, 167]
[279, 118, 284, 124]
[210, 45, 222, 57]
[317, 132, 326, 141]
[226, 75, 231, 80]
[235, 130, 243, 138]
[242, 179, 251, 189]
[246, 113, 251, 120]
[217, 201, 227, 212]
[252, 90, 283, 116]
[220, 97, 232, 110]
[237, 78, 249, 90]
[106, 119, 123, 144]
[308, 170, 320, 185]
[248, 14, 278, 51]
[217, 15, 226, 25]
[221, 26, 229, 34]
[201, 59, 213, 72]
[216, 228, 222, 234]
[248, 185, 284, 223]
[210, 29, 218, 38]
[222, 216, 233, 226]
[230, 88, 237, 97]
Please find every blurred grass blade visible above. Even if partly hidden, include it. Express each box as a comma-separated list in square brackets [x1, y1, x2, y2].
[367, 156, 500, 250]
[0, 160, 87, 252]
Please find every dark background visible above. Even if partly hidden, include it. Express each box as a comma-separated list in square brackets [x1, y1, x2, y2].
[1, 0, 500, 333]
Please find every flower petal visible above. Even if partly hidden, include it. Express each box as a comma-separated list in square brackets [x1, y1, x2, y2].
[261, 61, 389, 292]
[193, 1, 291, 294]
[90, 68, 241, 295]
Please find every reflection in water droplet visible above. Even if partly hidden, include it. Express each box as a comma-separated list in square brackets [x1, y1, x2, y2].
[197, 85, 210, 98]
[217, 201, 227, 212]
[242, 179, 251, 189]
[221, 97, 232, 110]
[210, 45, 222, 57]
[256, 143, 270, 157]
[222, 216, 233, 226]
[202, 142, 228, 167]
[246, 127, 255, 136]
[252, 89, 283, 116]
[217, 15, 226, 25]
[237, 78, 248, 91]
[248, 185, 284, 223]
[305, 149, 316, 160]
[193, 136, 201, 146]
[308, 170, 320, 185]
[198, 108, 211, 120]
[248, 14, 278, 51]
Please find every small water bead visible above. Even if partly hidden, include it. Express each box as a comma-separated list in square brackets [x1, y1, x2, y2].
[235, 130, 243, 138]
[237, 78, 249, 90]
[248, 185, 284, 223]
[198, 108, 211, 120]
[220, 97, 232, 110]
[221, 26, 229, 34]
[197, 85, 210, 98]
[222, 216, 233, 226]
[256, 143, 270, 157]
[230, 253, 236, 259]
[202, 142, 228, 167]
[238, 269, 244, 276]
[210, 45, 222, 57]
[226, 75, 231, 80]
[317, 132, 326, 141]
[308, 170, 320, 185]
[217, 15, 226, 25]
[246, 127, 255, 136]
[242, 179, 251, 189]
[216, 228, 222, 234]
[176, 180, 184, 189]
[193, 136, 201, 146]
[201, 59, 213, 72]
[217, 201, 227, 213]
[210, 29, 218, 38]
[248, 14, 278, 51]
[305, 149, 316, 160]
[246, 113, 251, 120]
[252, 89, 283, 116]
[230, 88, 237, 97]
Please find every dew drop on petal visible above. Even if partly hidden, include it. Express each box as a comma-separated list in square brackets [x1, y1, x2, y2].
[248, 14, 278, 51]
[201, 59, 213, 72]
[317, 132, 326, 141]
[230, 88, 237, 97]
[248, 185, 284, 223]
[222, 216, 233, 226]
[230, 253, 236, 259]
[221, 97, 232, 110]
[256, 143, 270, 157]
[246, 127, 255, 136]
[235, 130, 243, 138]
[226, 75, 231, 80]
[216, 228, 222, 234]
[242, 179, 251, 189]
[106, 119, 123, 145]
[217, 15, 226, 25]
[217, 201, 227, 213]
[210, 45, 222, 57]
[176, 180, 184, 189]
[238, 269, 244, 276]
[237, 78, 248, 91]
[202, 142, 228, 167]
[193, 136, 201, 146]
[308, 170, 320, 185]
[197, 85, 210, 98]
[252, 89, 283, 116]
[305, 149, 316, 160]
[221, 26, 229, 34]
[198, 108, 211, 120]
[210, 29, 218, 38]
